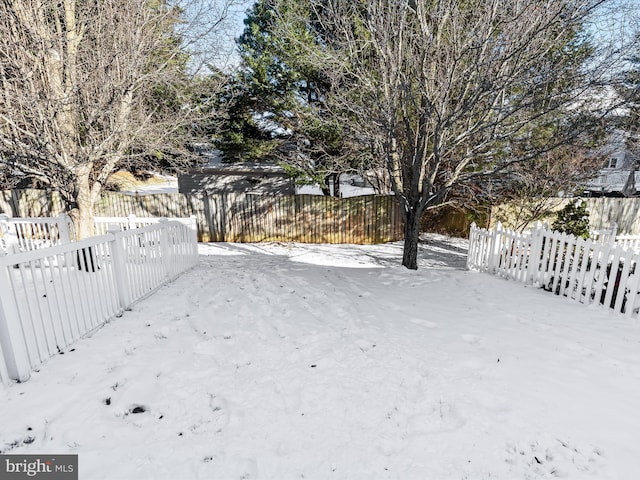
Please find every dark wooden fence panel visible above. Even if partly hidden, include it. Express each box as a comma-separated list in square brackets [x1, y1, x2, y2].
[1, 190, 404, 244]
[202, 193, 403, 244]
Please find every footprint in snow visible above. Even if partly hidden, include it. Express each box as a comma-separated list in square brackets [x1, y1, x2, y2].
[420, 400, 467, 434]
[128, 405, 147, 414]
[354, 339, 377, 352]
[505, 438, 608, 478]
[209, 395, 230, 432]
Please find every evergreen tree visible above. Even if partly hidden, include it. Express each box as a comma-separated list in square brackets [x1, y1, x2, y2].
[552, 200, 591, 239]
[217, 0, 372, 196]
[617, 33, 640, 162]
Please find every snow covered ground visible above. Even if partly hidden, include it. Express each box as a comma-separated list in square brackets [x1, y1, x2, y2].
[2, 235, 640, 480]
[120, 174, 376, 197]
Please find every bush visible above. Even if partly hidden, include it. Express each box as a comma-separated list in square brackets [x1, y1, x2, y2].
[551, 200, 590, 239]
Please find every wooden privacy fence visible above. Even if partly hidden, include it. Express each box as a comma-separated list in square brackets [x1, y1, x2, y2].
[467, 222, 640, 318]
[201, 194, 403, 243]
[1, 190, 404, 244]
[0, 220, 198, 384]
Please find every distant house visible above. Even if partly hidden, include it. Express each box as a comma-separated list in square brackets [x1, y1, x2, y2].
[178, 163, 294, 195]
[585, 130, 640, 197]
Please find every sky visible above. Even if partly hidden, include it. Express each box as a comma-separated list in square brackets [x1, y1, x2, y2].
[178, 0, 255, 72]
[180, 0, 639, 75]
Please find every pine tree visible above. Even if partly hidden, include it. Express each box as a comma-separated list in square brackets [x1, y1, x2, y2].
[551, 200, 591, 239]
[216, 0, 372, 196]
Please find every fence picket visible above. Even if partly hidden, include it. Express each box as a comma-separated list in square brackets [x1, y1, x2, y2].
[576, 239, 593, 302]
[517, 234, 530, 282]
[559, 235, 576, 297]
[592, 245, 611, 309]
[624, 258, 640, 317]
[603, 247, 623, 310]
[542, 231, 558, 289]
[0, 220, 198, 384]
[580, 241, 598, 305]
[613, 248, 633, 314]
[467, 222, 640, 320]
[565, 237, 585, 300]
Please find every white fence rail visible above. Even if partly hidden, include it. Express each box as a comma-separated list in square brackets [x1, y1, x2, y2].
[94, 214, 197, 236]
[0, 220, 198, 384]
[0, 214, 74, 254]
[468, 222, 640, 319]
[615, 234, 640, 253]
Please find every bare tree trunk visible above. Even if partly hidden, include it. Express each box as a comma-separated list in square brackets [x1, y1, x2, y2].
[67, 166, 96, 239]
[333, 173, 341, 198]
[321, 177, 331, 196]
[401, 203, 422, 270]
[69, 198, 96, 240]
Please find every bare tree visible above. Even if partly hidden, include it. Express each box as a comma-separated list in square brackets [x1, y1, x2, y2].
[486, 148, 604, 231]
[279, 0, 635, 268]
[0, 0, 236, 238]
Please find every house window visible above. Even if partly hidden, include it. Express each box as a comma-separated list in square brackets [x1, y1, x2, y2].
[606, 157, 618, 169]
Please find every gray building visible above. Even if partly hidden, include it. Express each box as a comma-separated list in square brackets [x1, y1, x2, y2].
[585, 130, 640, 197]
[178, 163, 294, 195]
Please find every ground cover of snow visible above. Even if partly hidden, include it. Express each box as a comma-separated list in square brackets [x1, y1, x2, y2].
[1, 235, 640, 479]
[119, 174, 179, 196]
[120, 174, 376, 197]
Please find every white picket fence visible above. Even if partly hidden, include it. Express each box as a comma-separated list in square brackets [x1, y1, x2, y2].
[0, 214, 74, 254]
[467, 222, 640, 318]
[0, 219, 198, 384]
[615, 234, 640, 253]
[93, 214, 197, 236]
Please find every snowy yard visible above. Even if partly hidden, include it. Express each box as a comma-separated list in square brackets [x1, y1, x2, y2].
[1, 235, 640, 479]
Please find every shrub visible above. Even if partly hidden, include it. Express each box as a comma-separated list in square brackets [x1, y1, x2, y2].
[551, 200, 590, 239]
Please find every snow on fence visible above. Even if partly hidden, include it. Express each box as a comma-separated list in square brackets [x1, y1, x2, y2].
[467, 222, 640, 319]
[0, 214, 74, 255]
[0, 220, 198, 384]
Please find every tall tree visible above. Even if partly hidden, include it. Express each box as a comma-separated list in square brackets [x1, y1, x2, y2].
[617, 30, 640, 162]
[0, 0, 234, 237]
[218, 0, 372, 196]
[277, 0, 630, 268]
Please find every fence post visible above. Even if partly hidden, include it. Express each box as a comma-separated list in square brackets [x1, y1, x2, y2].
[467, 223, 477, 270]
[0, 214, 8, 254]
[159, 218, 171, 277]
[188, 215, 198, 260]
[0, 331, 9, 384]
[57, 214, 72, 244]
[2, 224, 21, 255]
[127, 214, 137, 230]
[488, 221, 502, 273]
[526, 222, 543, 285]
[0, 265, 32, 382]
[107, 227, 131, 309]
